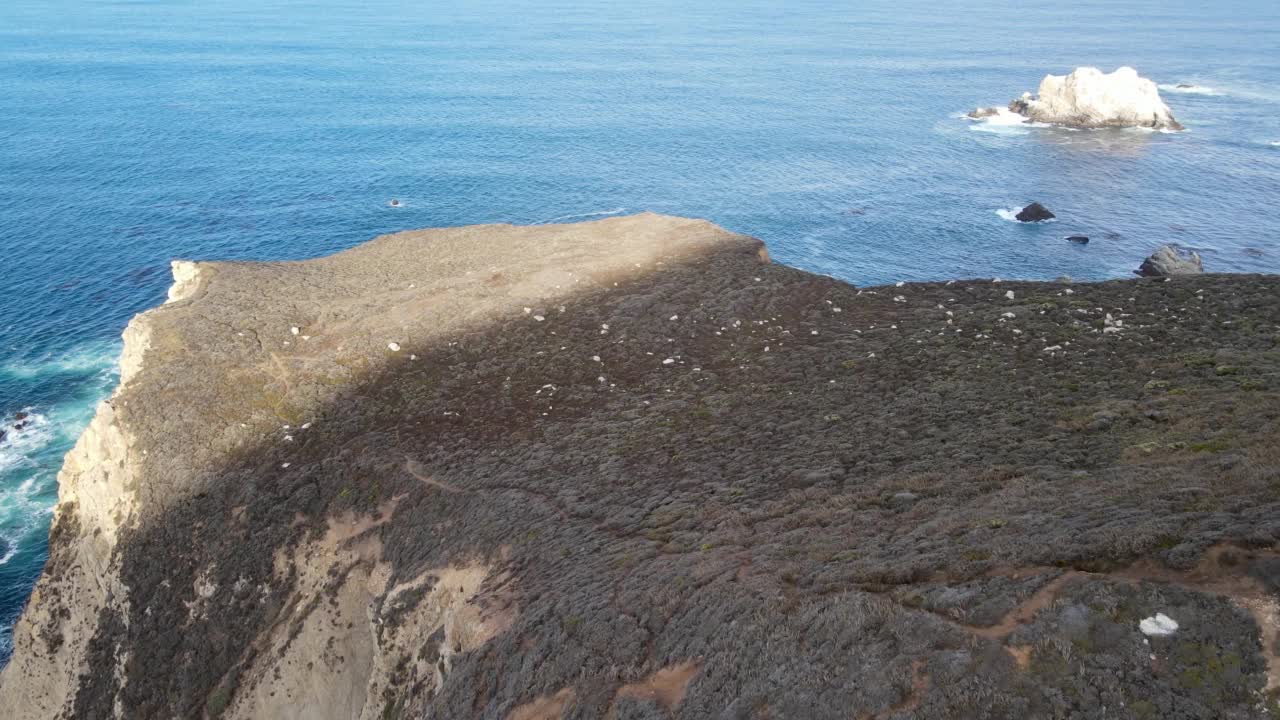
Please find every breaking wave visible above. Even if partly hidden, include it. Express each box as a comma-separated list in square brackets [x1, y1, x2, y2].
[1159, 83, 1220, 96]
[0, 340, 120, 381]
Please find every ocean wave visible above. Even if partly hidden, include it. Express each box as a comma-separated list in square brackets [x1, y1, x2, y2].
[0, 355, 118, 484]
[965, 108, 1053, 136]
[535, 208, 627, 225]
[1122, 125, 1182, 135]
[0, 477, 50, 566]
[1159, 83, 1220, 96]
[0, 410, 53, 475]
[0, 340, 120, 381]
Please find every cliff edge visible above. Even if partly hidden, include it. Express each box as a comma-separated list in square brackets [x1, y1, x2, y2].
[2, 213, 1279, 719]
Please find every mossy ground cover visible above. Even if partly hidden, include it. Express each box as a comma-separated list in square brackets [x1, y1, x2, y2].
[54, 236, 1280, 719]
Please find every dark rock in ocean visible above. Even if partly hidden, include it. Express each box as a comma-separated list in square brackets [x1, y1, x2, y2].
[0, 429, 6, 443]
[1015, 202, 1056, 222]
[14, 411, 27, 422]
[1008, 96, 1031, 115]
[1066, 235, 1089, 244]
[1136, 244, 1205, 277]
[1176, 83, 1195, 89]
[967, 107, 1000, 119]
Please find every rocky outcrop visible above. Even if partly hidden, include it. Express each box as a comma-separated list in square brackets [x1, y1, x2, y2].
[1015, 202, 1055, 222]
[967, 107, 1000, 119]
[1137, 244, 1205, 276]
[988, 67, 1183, 131]
[2, 214, 1279, 719]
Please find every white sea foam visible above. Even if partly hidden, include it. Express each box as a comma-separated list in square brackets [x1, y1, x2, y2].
[0, 342, 118, 481]
[0, 410, 52, 474]
[984, 108, 1032, 126]
[0, 391, 107, 575]
[966, 108, 1053, 136]
[0, 411, 61, 571]
[535, 208, 627, 225]
[0, 340, 120, 380]
[1159, 83, 1219, 96]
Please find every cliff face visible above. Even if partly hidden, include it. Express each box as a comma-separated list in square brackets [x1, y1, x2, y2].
[2, 213, 1280, 719]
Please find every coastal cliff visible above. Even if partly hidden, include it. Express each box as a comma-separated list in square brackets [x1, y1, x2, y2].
[2, 214, 1279, 719]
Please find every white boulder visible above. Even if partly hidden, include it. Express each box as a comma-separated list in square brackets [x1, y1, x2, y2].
[1008, 67, 1183, 131]
[1139, 613, 1179, 637]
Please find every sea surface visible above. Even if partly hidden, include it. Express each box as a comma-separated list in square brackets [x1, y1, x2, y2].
[2, 0, 1279, 664]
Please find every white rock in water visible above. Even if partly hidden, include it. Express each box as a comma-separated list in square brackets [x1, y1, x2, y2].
[1139, 613, 1179, 636]
[1009, 67, 1183, 131]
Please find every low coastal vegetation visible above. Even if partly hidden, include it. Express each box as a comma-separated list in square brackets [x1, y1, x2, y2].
[1, 215, 1278, 719]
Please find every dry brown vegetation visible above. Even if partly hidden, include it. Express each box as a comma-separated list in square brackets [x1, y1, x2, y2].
[12, 217, 1280, 719]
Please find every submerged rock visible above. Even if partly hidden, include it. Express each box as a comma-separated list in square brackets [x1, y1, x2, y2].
[1015, 202, 1056, 222]
[1137, 244, 1205, 276]
[1002, 67, 1183, 131]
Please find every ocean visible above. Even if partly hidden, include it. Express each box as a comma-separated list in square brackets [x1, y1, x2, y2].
[1, 0, 1278, 664]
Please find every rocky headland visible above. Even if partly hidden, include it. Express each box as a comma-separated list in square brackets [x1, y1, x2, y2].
[1, 214, 1279, 719]
[972, 66, 1184, 131]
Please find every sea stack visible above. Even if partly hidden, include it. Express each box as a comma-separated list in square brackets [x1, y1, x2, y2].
[1015, 202, 1056, 222]
[1002, 67, 1183, 131]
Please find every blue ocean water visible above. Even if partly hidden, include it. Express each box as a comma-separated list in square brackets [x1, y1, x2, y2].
[1, 0, 1278, 664]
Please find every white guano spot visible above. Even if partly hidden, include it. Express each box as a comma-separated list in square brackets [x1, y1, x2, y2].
[1139, 613, 1179, 637]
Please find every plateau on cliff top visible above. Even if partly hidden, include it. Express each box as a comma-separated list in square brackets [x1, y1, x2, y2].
[2, 214, 1279, 719]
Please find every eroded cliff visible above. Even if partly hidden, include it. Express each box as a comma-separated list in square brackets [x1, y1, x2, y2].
[2, 214, 1279, 719]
